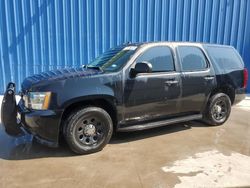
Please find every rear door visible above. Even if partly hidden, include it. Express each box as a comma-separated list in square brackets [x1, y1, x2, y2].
[177, 46, 216, 113]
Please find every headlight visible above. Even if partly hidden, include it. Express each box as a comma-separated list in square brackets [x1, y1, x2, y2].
[24, 92, 51, 110]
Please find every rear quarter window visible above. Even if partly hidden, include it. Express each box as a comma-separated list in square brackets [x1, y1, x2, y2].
[205, 46, 244, 72]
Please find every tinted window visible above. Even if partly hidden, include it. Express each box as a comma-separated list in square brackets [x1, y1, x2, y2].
[136, 46, 174, 72]
[205, 46, 243, 71]
[178, 46, 207, 71]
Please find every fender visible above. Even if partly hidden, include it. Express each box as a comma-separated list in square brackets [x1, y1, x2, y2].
[61, 94, 118, 111]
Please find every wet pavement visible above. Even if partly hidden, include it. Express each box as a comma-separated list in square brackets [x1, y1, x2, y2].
[0, 106, 250, 188]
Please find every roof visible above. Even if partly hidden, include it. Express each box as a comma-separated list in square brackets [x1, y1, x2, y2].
[123, 41, 232, 49]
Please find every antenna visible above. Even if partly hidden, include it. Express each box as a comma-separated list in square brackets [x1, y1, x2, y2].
[123, 41, 131, 45]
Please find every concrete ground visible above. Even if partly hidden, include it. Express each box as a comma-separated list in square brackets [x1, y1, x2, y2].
[0, 97, 250, 188]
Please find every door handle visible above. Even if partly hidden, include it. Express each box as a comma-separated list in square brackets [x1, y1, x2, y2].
[204, 76, 215, 80]
[165, 80, 179, 86]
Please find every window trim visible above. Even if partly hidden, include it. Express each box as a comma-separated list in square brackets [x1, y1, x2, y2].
[135, 72, 180, 78]
[177, 45, 210, 72]
[133, 45, 176, 74]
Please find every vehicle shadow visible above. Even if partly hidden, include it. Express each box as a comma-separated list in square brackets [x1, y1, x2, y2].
[111, 120, 211, 144]
[0, 121, 207, 160]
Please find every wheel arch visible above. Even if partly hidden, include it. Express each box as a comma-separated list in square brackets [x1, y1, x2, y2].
[60, 95, 118, 134]
[209, 84, 235, 104]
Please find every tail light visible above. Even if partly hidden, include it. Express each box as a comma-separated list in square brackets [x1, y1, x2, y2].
[243, 68, 248, 88]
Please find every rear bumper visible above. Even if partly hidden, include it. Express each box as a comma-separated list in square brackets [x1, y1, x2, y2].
[1, 82, 63, 147]
[234, 88, 246, 105]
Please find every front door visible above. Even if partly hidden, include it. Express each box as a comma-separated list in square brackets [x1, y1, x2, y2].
[123, 45, 181, 125]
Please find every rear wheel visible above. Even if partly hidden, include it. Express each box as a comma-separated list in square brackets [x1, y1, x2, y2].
[203, 93, 231, 126]
[63, 107, 113, 154]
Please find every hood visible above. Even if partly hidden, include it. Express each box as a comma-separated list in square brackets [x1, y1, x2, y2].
[21, 67, 101, 91]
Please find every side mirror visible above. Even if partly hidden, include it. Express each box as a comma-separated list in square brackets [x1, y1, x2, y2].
[130, 61, 152, 77]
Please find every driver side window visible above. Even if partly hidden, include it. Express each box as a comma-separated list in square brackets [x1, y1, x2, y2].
[135, 46, 175, 72]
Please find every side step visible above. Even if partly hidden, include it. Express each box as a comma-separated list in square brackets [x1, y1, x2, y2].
[117, 114, 203, 132]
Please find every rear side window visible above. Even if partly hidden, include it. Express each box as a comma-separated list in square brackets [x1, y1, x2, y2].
[136, 46, 174, 72]
[205, 46, 243, 71]
[178, 46, 208, 71]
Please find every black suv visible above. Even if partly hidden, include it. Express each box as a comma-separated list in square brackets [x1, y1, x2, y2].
[1, 42, 248, 154]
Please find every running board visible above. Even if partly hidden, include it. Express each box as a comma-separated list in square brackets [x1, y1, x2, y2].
[117, 114, 203, 132]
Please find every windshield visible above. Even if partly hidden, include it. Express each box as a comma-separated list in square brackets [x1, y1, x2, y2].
[86, 46, 137, 72]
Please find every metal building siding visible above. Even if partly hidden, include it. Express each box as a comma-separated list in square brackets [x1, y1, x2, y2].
[0, 0, 250, 93]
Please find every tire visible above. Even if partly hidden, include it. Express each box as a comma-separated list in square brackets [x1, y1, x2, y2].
[203, 93, 231, 126]
[63, 107, 113, 154]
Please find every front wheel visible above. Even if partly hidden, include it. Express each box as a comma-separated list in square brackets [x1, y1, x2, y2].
[203, 93, 231, 126]
[63, 107, 113, 154]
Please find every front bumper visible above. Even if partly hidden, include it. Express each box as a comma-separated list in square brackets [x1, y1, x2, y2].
[1, 82, 63, 147]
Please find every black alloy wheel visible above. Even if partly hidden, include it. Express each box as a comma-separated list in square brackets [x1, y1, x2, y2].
[64, 107, 113, 154]
[203, 93, 231, 126]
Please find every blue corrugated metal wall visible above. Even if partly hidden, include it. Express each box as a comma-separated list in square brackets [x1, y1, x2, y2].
[0, 0, 250, 93]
